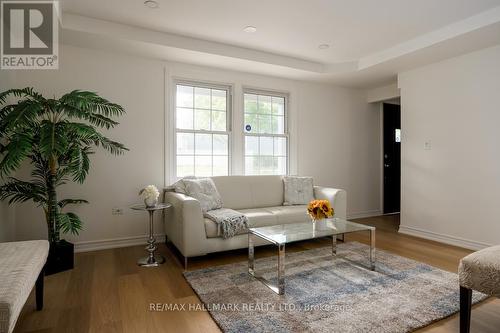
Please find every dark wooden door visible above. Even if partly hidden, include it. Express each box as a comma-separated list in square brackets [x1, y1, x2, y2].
[383, 103, 401, 214]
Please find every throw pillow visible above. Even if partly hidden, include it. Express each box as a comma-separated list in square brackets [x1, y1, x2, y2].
[283, 176, 314, 205]
[183, 178, 223, 213]
[165, 176, 197, 194]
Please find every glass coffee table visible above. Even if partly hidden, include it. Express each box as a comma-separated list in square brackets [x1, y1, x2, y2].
[248, 218, 376, 295]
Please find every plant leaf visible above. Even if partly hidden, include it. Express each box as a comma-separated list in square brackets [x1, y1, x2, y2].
[39, 120, 68, 159]
[0, 87, 44, 105]
[57, 212, 83, 235]
[59, 90, 125, 120]
[0, 178, 46, 204]
[0, 99, 43, 135]
[0, 132, 33, 176]
[64, 122, 128, 155]
[58, 198, 88, 209]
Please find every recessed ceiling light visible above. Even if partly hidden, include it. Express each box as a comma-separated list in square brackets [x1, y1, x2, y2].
[144, 0, 159, 9]
[318, 44, 330, 50]
[243, 26, 257, 33]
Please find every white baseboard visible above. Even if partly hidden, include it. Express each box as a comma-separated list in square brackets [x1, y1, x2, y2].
[347, 210, 383, 219]
[74, 233, 166, 253]
[398, 225, 492, 251]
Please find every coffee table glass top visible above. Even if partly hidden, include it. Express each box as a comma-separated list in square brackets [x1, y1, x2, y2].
[249, 218, 374, 245]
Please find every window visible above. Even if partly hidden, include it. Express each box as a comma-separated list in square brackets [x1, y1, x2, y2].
[243, 91, 287, 175]
[175, 83, 230, 178]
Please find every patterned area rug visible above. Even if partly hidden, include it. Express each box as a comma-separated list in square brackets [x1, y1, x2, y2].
[184, 242, 487, 333]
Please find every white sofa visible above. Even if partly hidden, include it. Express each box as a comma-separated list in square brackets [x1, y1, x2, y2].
[164, 175, 346, 265]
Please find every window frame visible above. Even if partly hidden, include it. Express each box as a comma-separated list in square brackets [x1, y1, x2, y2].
[242, 88, 289, 175]
[173, 80, 233, 179]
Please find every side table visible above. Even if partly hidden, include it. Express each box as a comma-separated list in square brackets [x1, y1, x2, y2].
[130, 203, 171, 267]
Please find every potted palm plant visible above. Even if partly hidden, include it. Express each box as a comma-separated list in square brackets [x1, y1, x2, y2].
[0, 88, 127, 274]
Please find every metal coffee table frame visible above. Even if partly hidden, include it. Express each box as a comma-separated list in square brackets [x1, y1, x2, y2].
[248, 219, 376, 295]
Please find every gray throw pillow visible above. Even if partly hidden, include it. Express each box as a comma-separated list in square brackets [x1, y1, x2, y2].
[283, 176, 314, 205]
[165, 176, 197, 194]
[182, 178, 223, 213]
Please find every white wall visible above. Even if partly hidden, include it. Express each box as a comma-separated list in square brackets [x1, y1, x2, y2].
[0, 72, 15, 242]
[0, 202, 14, 242]
[399, 45, 500, 249]
[297, 84, 381, 217]
[2, 44, 381, 250]
[366, 83, 400, 103]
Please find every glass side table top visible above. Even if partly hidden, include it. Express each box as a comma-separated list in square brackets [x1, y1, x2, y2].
[130, 203, 171, 211]
[249, 218, 375, 245]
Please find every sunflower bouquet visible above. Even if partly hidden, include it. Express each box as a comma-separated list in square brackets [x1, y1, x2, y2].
[307, 199, 334, 221]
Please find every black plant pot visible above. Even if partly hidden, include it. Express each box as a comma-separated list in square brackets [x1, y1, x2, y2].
[45, 239, 74, 275]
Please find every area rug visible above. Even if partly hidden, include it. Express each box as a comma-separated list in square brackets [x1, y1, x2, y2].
[184, 242, 487, 333]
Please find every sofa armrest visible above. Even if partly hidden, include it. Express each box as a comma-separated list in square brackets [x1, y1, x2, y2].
[313, 186, 347, 219]
[163, 191, 207, 257]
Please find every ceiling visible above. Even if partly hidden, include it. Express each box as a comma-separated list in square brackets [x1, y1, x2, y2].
[61, 0, 500, 87]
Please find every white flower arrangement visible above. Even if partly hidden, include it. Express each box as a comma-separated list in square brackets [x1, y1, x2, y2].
[139, 185, 160, 207]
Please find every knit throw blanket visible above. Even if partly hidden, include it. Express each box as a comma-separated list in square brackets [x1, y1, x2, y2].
[204, 208, 249, 239]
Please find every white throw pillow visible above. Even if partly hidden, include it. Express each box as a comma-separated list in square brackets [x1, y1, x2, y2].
[283, 176, 314, 205]
[183, 178, 223, 213]
[165, 176, 197, 194]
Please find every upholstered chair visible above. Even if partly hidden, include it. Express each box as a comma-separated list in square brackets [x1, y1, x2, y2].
[458, 245, 500, 333]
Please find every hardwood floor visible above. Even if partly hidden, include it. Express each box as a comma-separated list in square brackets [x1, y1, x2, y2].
[15, 215, 500, 332]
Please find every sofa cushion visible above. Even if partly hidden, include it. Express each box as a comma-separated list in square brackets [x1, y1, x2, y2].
[211, 175, 284, 210]
[203, 206, 310, 238]
[204, 208, 277, 238]
[165, 176, 197, 194]
[265, 205, 309, 224]
[0, 240, 49, 333]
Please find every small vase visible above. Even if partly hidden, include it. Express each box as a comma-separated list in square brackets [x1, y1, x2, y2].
[144, 197, 158, 208]
[313, 219, 330, 231]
